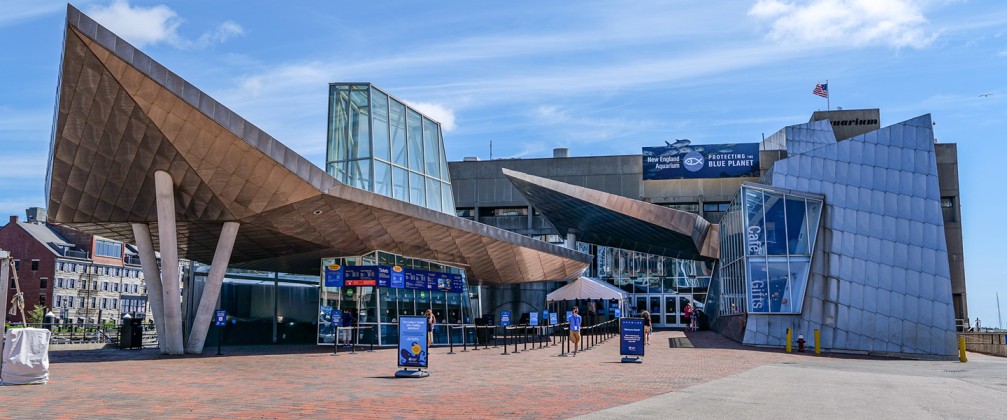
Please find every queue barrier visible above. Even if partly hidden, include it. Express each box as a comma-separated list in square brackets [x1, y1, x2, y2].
[331, 325, 375, 355]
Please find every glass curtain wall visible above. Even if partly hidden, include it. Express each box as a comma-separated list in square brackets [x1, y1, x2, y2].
[717, 184, 823, 316]
[317, 250, 472, 346]
[326, 83, 456, 214]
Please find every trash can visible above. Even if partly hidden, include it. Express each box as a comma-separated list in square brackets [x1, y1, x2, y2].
[119, 315, 143, 349]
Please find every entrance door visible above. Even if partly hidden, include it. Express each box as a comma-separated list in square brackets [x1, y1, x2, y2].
[630, 294, 693, 328]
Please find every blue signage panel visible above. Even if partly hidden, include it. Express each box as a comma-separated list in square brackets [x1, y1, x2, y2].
[549, 313, 558, 325]
[614, 308, 622, 318]
[529, 312, 539, 326]
[398, 316, 428, 368]
[620, 318, 645, 356]
[332, 310, 342, 328]
[643, 142, 759, 180]
[541, 311, 549, 325]
[500, 310, 511, 327]
[390, 266, 405, 288]
[214, 310, 227, 326]
[323, 264, 344, 287]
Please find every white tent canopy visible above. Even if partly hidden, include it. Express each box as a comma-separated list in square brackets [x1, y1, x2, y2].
[547, 277, 628, 302]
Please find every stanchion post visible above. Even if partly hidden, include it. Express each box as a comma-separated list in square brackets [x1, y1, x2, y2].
[461, 325, 469, 352]
[559, 328, 567, 357]
[523, 327, 528, 352]
[501, 327, 509, 355]
[514, 327, 520, 353]
[369, 326, 374, 352]
[332, 326, 339, 356]
[349, 326, 357, 354]
[447, 325, 455, 355]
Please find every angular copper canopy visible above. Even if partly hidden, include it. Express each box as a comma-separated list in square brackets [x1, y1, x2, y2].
[502, 168, 719, 261]
[45, 5, 590, 283]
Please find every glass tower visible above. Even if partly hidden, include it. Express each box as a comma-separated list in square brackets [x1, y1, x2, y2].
[326, 83, 455, 213]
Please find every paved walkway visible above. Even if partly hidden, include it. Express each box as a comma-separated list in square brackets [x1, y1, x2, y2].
[2, 330, 1002, 418]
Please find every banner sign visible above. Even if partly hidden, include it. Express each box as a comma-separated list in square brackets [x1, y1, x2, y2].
[214, 310, 226, 326]
[614, 308, 622, 318]
[321, 261, 465, 293]
[398, 316, 428, 368]
[323, 263, 344, 287]
[500, 310, 511, 327]
[549, 313, 558, 325]
[529, 312, 539, 326]
[643, 143, 759, 180]
[542, 311, 549, 325]
[620, 318, 645, 356]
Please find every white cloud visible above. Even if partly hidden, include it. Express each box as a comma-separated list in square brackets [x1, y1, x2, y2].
[404, 101, 457, 132]
[0, 0, 64, 28]
[87, 1, 243, 49]
[748, 0, 937, 49]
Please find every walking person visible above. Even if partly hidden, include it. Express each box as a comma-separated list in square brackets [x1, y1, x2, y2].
[425, 309, 436, 347]
[569, 306, 583, 356]
[642, 310, 652, 345]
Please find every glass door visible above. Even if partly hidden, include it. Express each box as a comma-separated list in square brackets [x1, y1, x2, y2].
[664, 295, 679, 327]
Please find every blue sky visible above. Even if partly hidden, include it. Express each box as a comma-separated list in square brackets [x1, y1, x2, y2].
[2, 1, 1006, 327]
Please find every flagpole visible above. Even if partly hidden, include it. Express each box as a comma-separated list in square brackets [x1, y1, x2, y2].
[998, 291, 1002, 330]
[826, 79, 830, 111]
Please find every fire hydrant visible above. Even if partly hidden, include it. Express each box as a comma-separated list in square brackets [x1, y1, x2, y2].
[797, 334, 806, 352]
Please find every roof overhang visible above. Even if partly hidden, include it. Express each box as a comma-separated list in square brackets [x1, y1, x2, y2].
[502, 168, 719, 261]
[45, 5, 590, 283]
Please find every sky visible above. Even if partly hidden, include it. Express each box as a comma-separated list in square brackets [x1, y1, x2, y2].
[1, 0, 1005, 327]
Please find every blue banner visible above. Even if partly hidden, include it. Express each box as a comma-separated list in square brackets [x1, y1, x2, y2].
[643, 142, 759, 180]
[390, 266, 405, 288]
[398, 316, 428, 368]
[500, 310, 511, 327]
[614, 308, 622, 318]
[323, 264, 344, 287]
[529, 312, 539, 326]
[214, 310, 226, 326]
[620, 318, 645, 356]
[542, 311, 549, 325]
[549, 313, 558, 325]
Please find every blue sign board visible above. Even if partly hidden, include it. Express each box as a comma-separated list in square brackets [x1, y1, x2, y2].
[614, 308, 622, 318]
[500, 310, 511, 327]
[529, 312, 539, 326]
[390, 266, 405, 288]
[332, 310, 342, 328]
[541, 311, 549, 325]
[620, 318, 645, 356]
[398, 316, 428, 368]
[214, 310, 226, 326]
[549, 313, 558, 325]
[643, 142, 759, 180]
[323, 263, 344, 287]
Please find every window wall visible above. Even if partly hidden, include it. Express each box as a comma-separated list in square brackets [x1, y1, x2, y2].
[326, 83, 456, 214]
[718, 184, 823, 315]
[318, 250, 472, 347]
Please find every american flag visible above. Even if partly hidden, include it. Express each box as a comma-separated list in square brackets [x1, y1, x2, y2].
[813, 83, 829, 98]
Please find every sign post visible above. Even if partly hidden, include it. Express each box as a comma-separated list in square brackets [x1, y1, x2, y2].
[395, 316, 430, 378]
[214, 310, 226, 356]
[620, 318, 645, 363]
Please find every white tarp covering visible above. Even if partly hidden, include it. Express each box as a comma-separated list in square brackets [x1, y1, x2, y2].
[2, 328, 51, 385]
[547, 277, 628, 302]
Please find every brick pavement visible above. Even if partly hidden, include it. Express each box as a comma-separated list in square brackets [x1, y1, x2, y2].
[1, 330, 810, 419]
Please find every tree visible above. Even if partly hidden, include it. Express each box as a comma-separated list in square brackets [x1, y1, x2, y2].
[27, 304, 47, 324]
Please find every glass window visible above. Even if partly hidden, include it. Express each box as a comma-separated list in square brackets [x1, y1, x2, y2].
[747, 256, 769, 313]
[392, 167, 408, 201]
[441, 182, 454, 213]
[763, 192, 788, 255]
[346, 160, 371, 191]
[744, 188, 765, 256]
[785, 198, 809, 254]
[31, 260, 39, 271]
[328, 86, 349, 162]
[399, 289, 415, 316]
[374, 162, 392, 197]
[423, 117, 441, 178]
[426, 177, 442, 212]
[409, 172, 426, 207]
[39, 278, 48, 289]
[347, 87, 371, 160]
[766, 258, 791, 313]
[328, 162, 348, 183]
[406, 110, 424, 171]
[390, 100, 407, 167]
[370, 88, 390, 162]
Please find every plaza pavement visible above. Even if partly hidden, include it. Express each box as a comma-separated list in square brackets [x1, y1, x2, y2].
[1, 330, 1003, 419]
